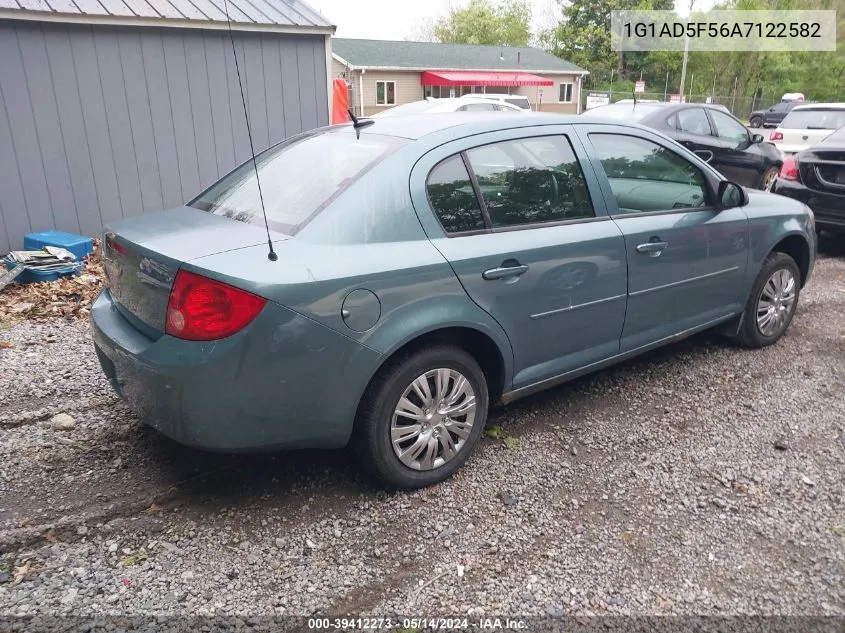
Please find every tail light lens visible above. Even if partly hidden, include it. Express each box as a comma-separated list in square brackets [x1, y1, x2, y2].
[166, 269, 266, 341]
[770, 131, 784, 141]
[779, 156, 799, 181]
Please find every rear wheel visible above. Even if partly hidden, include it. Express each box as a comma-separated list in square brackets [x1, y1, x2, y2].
[734, 252, 800, 348]
[353, 345, 488, 489]
[760, 166, 779, 191]
[749, 115, 763, 128]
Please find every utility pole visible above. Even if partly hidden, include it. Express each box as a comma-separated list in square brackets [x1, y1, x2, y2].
[678, 0, 695, 100]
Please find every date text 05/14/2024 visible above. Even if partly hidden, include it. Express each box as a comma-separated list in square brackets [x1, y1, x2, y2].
[307, 617, 528, 630]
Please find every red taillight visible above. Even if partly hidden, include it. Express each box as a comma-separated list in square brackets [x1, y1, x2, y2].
[165, 269, 266, 341]
[770, 131, 784, 141]
[779, 156, 799, 181]
[105, 233, 127, 256]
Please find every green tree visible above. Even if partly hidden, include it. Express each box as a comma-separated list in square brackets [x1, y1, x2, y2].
[433, 0, 532, 47]
[539, 0, 673, 80]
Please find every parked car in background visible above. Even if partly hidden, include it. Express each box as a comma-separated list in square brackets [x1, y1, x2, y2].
[373, 97, 525, 117]
[91, 112, 815, 489]
[769, 103, 845, 155]
[749, 101, 799, 128]
[461, 93, 531, 110]
[772, 124, 845, 233]
[584, 102, 783, 190]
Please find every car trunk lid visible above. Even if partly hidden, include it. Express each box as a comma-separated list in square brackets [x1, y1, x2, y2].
[798, 147, 845, 195]
[775, 128, 832, 154]
[103, 206, 285, 335]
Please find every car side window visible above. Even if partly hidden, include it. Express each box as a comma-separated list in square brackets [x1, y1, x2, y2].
[464, 136, 595, 228]
[710, 110, 750, 145]
[588, 133, 710, 214]
[458, 103, 496, 111]
[677, 108, 712, 135]
[426, 155, 486, 234]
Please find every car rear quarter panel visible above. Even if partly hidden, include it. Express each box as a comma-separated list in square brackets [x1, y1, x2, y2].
[187, 150, 516, 427]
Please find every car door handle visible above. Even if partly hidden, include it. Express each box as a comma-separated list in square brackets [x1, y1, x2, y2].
[482, 264, 529, 280]
[636, 241, 669, 254]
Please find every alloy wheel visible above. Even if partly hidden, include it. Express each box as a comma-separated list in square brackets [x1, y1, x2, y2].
[390, 368, 477, 471]
[763, 169, 778, 192]
[756, 268, 797, 337]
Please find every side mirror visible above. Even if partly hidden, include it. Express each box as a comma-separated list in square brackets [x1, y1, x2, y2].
[718, 180, 749, 208]
[751, 133, 764, 143]
[694, 149, 714, 163]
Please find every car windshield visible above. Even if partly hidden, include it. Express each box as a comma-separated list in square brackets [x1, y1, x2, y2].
[189, 130, 407, 234]
[586, 104, 665, 121]
[780, 108, 845, 130]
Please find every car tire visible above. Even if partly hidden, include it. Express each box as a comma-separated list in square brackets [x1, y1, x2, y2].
[759, 166, 779, 191]
[749, 116, 763, 128]
[734, 252, 801, 349]
[353, 344, 489, 489]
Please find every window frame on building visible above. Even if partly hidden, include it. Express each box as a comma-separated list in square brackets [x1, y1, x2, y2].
[559, 82, 574, 103]
[376, 80, 396, 105]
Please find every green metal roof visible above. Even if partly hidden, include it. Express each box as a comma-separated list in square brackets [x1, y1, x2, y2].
[332, 38, 587, 74]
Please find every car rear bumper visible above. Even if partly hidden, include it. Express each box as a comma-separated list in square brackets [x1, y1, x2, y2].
[90, 289, 380, 452]
[772, 178, 845, 230]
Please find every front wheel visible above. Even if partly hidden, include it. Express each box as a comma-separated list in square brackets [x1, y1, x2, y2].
[734, 252, 801, 348]
[749, 116, 763, 128]
[353, 345, 489, 489]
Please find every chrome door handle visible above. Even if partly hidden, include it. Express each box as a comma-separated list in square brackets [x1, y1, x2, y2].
[482, 264, 529, 280]
[636, 241, 669, 255]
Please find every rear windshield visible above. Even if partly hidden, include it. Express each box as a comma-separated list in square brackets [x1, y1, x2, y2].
[189, 130, 407, 234]
[586, 104, 665, 121]
[780, 108, 845, 130]
[822, 125, 845, 144]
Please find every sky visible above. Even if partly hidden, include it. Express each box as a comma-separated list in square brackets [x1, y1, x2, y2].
[309, 0, 720, 41]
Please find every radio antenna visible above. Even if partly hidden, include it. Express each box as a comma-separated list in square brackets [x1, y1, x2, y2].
[221, 0, 278, 262]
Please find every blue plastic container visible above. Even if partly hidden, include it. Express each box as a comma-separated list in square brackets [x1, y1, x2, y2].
[23, 230, 94, 262]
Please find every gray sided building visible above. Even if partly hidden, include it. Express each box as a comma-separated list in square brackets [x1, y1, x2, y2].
[0, 0, 335, 254]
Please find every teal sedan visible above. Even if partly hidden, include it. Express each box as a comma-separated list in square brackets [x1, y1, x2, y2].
[91, 113, 816, 489]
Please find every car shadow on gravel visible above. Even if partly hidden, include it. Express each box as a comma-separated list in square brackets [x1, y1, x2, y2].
[817, 231, 845, 258]
[137, 330, 723, 509]
[110, 239, 843, 514]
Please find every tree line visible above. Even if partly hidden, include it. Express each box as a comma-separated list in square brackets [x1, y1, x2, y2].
[408, 0, 844, 108]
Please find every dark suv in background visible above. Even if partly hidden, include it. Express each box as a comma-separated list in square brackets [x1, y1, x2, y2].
[749, 102, 799, 128]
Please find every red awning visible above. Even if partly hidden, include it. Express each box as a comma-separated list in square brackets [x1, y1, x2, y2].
[420, 70, 553, 87]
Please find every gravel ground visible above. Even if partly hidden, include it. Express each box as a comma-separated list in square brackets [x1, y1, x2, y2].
[0, 238, 843, 620]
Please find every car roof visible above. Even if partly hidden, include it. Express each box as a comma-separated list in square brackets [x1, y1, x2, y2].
[793, 103, 845, 110]
[333, 112, 582, 140]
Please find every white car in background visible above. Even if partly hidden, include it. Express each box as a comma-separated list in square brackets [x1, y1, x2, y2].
[460, 93, 532, 111]
[769, 103, 845, 154]
[373, 97, 526, 117]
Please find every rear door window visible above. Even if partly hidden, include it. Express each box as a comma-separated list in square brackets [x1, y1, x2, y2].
[426, 156, 486, 234]
[676, 108, 713, 136]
